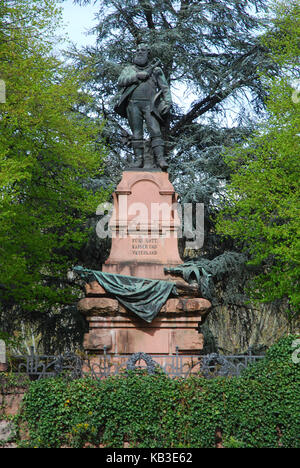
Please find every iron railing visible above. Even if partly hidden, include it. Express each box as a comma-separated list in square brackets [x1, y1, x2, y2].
[10, 346, 265, 380]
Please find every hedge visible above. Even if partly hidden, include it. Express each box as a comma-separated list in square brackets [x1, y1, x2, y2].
[18, 335, 300, 448]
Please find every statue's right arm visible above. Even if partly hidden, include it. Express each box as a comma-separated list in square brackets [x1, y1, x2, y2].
[118, 66, 138, 88]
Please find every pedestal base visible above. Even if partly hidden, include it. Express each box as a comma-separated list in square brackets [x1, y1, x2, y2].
[79, 296, 211, 355]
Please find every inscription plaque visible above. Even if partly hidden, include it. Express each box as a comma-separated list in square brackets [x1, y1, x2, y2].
[132, 238, 158, 256]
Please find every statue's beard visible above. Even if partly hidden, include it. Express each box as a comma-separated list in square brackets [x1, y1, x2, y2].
[134, 54, 148, 67]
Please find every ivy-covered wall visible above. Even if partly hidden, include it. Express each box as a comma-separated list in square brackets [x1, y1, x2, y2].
[12, 335, 299, 448]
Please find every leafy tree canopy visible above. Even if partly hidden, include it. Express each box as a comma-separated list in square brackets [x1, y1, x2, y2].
[216, 0, 300, 315]
[0, 0, 108, 349]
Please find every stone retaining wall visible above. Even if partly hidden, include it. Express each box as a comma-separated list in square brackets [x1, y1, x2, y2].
[0, 383, 27, 448]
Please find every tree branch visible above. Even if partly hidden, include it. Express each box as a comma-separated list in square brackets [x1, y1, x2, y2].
[112, 0, 141, 39]
[139, 0, 155, 30]
[160, 12, 172, 29]
[171, 45, 262, 138]
[95, 104, 131, 140]
[170, 87, 232, 139]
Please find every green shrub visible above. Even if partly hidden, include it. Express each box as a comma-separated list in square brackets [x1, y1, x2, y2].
[19, 335, 300, 448]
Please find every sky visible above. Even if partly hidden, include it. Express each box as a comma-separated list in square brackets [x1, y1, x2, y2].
[59, 0, 99, 48]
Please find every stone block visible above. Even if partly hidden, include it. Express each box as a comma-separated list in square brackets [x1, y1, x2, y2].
[0, 421, 14, 442]
[171, 329, 204, 352]
[0, 391, 25, 417]
[79, 296, 211, 318]
[85, 281, 106, 296]
[0, 363, 8, 372]
[160, 297, 211, 315]
[83, 312, 206, 354]
[83, 330, 113, 351]
[78, 297, 119, 315]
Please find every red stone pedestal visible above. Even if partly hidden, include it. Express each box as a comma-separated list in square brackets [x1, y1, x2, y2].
[102, 171, 182, 279]
[79, 171, 211, 366]
[79, 296, 211, 355]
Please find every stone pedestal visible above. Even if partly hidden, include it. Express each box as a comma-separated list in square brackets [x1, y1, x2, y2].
[79, 296, 211, 355]
[79, 171, 211, 365]
[102, 171, 182, 279]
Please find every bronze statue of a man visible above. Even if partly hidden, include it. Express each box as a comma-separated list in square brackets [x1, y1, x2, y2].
[114, 44, 172, 171]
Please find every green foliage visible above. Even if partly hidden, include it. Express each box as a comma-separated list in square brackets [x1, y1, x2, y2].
[263, 0, 300, 68]
[0, 372, 29, 395]
[20, 335, 300, 448]
[166, 251, 248, 303]
[216, 1, 300, 314]
[0, 0, 109, 349]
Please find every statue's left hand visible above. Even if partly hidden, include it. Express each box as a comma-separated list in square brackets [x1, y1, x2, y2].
[136, 71, 149, 81]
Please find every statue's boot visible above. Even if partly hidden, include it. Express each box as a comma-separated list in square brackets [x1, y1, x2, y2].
[153, 144, 168, 171]
[132, 139, 144, 168]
